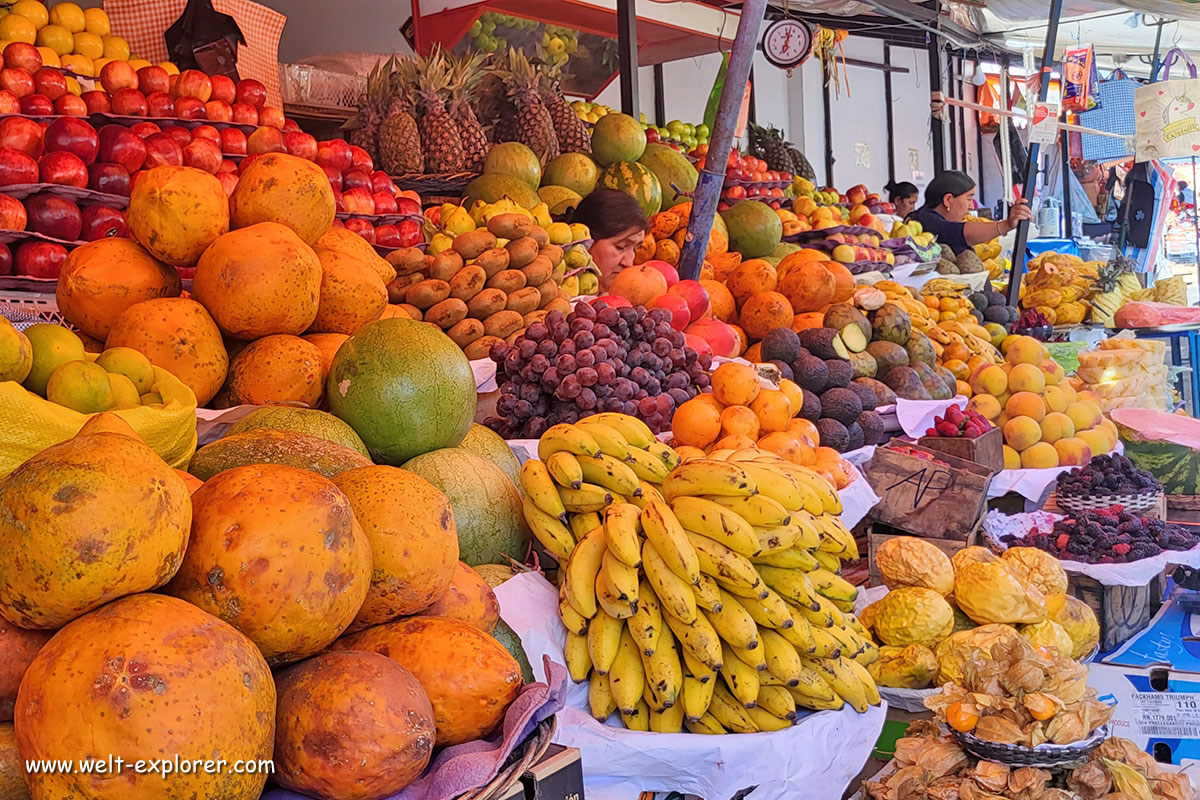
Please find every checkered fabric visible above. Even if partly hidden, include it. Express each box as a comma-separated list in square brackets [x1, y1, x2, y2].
[1080, 70, 1139, 162]
[102, 0, 285, 106]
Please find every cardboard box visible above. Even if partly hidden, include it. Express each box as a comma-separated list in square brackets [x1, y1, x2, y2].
[864, 440, 996, 540]
[521, 745, 583, 800]
[1088, 662, 1200, 765]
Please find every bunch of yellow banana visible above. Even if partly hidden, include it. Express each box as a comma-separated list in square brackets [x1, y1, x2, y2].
[557, 449, 880, 734]
[520, 413, 682, 562]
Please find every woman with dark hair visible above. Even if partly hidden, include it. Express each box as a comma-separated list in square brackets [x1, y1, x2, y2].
[907, 169, 1031, 255]
[884, 180, 919, 217]
[569, 189, 649, 290]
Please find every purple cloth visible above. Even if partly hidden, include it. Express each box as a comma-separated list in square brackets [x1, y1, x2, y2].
[262, 656, 568, 800]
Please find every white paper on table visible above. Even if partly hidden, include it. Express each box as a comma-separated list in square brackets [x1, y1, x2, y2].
[471, 358, 498, 393]
[504, 439, 538, 464]
[495, 573, 887, 800]
[194, 405, 260, 446]
[985, 442, 1125, 502]
[840, 462, 880, 530]
[894, 396, 967, 438]
[842, 445, 877, 470]
[980, 508, 1200, 586]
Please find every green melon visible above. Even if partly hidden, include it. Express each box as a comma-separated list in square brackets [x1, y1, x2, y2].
[226, 407, 369, 458]
[591, 113, 647, 167]
[537, 185, 583, 216]
[188, 428, 372, 481]
[720, 200, 783, 258]
[599, 161, 662, 218]
[402, 447, 530, 566]
[543, 153, 600, 197]
[327, 318, 475, 466]
[463, 173, 539, 210]
[458, 422, 521, 485]
[492, 618, 534, 683]
[638, 143, 698, 208]
[484, 142, 542, 189]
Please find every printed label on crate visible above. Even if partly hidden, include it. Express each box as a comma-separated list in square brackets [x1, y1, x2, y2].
[1127, 692, 1200, 739]
[1105, 599, 1200, 673]
[1089, 663, 1200, 764]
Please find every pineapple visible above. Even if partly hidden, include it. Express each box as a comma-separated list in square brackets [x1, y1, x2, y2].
[748, 123, 791, 172]
[540, 67, 590, 154]
[447, 52, 490, 171]
[413, 50, 466, 174]
[498, 49, 559, 164]
[1090, 256, 1137, 325]
[378, 57, 424, 175]
[345, 59, 388, 163]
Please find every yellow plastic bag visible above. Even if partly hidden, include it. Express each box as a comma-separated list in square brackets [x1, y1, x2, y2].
[0, 364, 197, 478]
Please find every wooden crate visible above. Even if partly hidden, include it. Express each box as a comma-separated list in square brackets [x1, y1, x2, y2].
[867, 523, 978, 588]
[1166, 494, 1200, 523]
[916, 427, 1005, 473]
[864, 439, 996, 540]
[1068, 570, 1169, 652]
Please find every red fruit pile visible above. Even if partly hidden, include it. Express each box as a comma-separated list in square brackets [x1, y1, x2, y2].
[885, 444, 950, 466]
[926, 404, 993, 439]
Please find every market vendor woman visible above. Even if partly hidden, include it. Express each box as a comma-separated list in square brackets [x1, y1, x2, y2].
[907, 170, 1031, 255]
[570, 189, 648, 291]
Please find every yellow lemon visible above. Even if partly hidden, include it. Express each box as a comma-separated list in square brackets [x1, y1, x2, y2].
[49, 2, 85, 34]
[64, 75, 81, 95]
[158, 60, 179, 75]
[71, 30, 102, 59]
[83, 7, 110, 37]
[127, 57, 150, 71]
[36, 24, 73, 56]
[36, 45, 60, 67]
[60, 53, 91, 77]
[91, 56, 112, 74]
[100, 34, 128, 60]
[0, 15, 37, 45]
[10, 1, 47, 29]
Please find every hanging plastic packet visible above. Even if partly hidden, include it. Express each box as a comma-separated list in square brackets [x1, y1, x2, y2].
[1062, 46, 1100, 112]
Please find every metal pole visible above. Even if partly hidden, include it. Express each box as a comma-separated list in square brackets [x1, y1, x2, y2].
[678, 0, 769, 280]
[653, 64, 666, 127]
[1005, 0, 1065, 308]
[1060, 127, 1072, 239]
[1000, 53, 1012, 218]
[884, 43, 896, 184]
[821, 60, 834, 187]
[616, 0, 639, 116]
[957, 57, 969, 176]
[1150, 18, 1165, 82]
[948, 57, 959, 170]
[928, 37, 945, 175]
[975, 62, 985, 202]
[1192, 156, 1198, 294]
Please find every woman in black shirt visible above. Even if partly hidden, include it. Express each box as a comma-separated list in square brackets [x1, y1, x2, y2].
[907, 170, 1031, 255]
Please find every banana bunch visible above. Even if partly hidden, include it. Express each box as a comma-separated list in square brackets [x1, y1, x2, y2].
[557, 449, 880, 734]
[520, 413, 682, 562]
[919, 278, 970, 298]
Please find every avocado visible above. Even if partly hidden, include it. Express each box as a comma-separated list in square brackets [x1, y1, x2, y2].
[854, 377, 897, 407]
[823, 304, 871, 352]
[857, 410, 886, 445]
[866, 340, 909, 374]
[969, 292, 988, 312]
[816, 418, 850, 452]
[848, 350, 878, 380]
[767, 359, 794, 382]
[846, 421, 865, 451]
[905, 332, 937, 366]
[792, 355, 829, 394]
[848, 382, 878, 411]
[871, 304, 912, 345]
[881, 366, 932, 401]
[797, 328, 850, 360]
[932, 364, 959, 396]
[761, 328, 803, 364]
[819, 387, 863, 426]
[824, 359, 853, 389]
[797, 389, 821, 421]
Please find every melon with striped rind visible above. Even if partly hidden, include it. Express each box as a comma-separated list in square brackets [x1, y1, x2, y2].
[591, 112, 647, 167]
[188, 428, 371, 481]
[1111, 407, 1200, 494]
[226, 407, 370, 458]
[598, 161, 662, 218]
[401, 447, 530, 567]
[458, 423, 521, 485]
[637, 143, 698, 208]
[720, 200, 783, 259]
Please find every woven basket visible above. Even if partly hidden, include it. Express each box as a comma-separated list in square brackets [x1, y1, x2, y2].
[392, 172, 481, 197]
[457, 716, 557, 800]
[951, 725, 1108, 768]
[1057, 488, 1162, 516]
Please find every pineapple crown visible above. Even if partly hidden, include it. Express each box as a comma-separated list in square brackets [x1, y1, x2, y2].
[498, 48, 542, 99]
[1096, 255, 1136, 293]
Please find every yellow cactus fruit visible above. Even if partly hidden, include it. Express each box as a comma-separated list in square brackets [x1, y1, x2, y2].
[1020, 619, 1075, 657]
[871, 587, 955, 648]
[953, 561, 1047, 626]
[867, 644, 938, 689]
[1000, 546, 1068, 596]
[1044, 593, 1100, 660]
[950, 545, 998, 574]
[875, 536, 954, 596]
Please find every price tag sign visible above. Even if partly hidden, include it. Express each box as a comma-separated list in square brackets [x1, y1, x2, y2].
[1028, 101, 1061, 146]
[1128, 692, 1200, 739]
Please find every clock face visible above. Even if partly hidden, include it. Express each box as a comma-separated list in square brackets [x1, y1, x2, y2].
[763, 20, 812, 69]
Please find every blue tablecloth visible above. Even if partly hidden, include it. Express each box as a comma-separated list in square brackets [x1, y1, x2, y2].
[1027, 238, 1080, 258]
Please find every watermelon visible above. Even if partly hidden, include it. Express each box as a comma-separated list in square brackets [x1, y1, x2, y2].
[591, 113, 647, 166]
[484, 142, 542, 189]
[543, 153, 599, 196]
[720, 200, 783, 258]
[327, 318, 476, 465]
[638, 143, 698, 208]
[458, 422, 521, 485]
[402, 447, 530, 566]
[599, 161, 662, 217]
[463, 174, 539, 210]
[492, 619, 534, 683]
[1111, 408, 1200, 494]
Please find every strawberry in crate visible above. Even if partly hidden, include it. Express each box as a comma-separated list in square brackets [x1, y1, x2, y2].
[926, 404, 994, 439]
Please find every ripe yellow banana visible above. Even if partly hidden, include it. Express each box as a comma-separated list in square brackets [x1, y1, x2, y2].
[686, 531, 762, 594]
[807, 657, 869, 713]
[649, 701, 685, 733]
[756, 565, 820, 610]
[760, 628, 805, 687]
[809, 626, 844, 659]
[703, 588, 760, 650]
[620, 699, 650, 731]
[559, 483, 614, 513]
[587, 610, 623, 674]
[685, 712, 726, 734]
[646, 441, 682, 471]
[726, 639, 766, 671]
[522, 497, 575, 561]
[709, 682, 759, 732]
[585, 412, 655, 449]
[753, 523, 801, 556]
[639, 479, 665, 502]
[753, 546, 820, 571]
[671, 496, 759, 556]
[706, 494, 791, 527]
[759, 669, 786, 686]
[608, 627, 645, 714]
[809, 568, 858, 604]
[681, 649, 716, 683]
[661, 459, 757, 501]
[692, 574, 724, 613]
[625, 446, 671, 482]
[663, 607, 723, 672]
[538, 423, 602, 460]
[546, 451, 583, 490]
[602, 502, 643, 568]
[640, 497, 701, 585]
[708, 449, 735, 461]
[791, 692, 845, 711]
[842, 657, 881, 706]
[825, 624, 864, 658]
[596, 571, 636, 618]
[789, 664, 839, 703]
[785, 467, 842, 514]
[778, 611, 817, 654]
[589, 670, 617, 720]
[756, 685, 797, 720]
[564, 630, 592, 682]
[726, 448, 768, 463]
[520, 459, 568, 521]
[577, 453, 642, 497]
[854, 640, 880, 668]
[575, 420, 631, 460]
[815, 515, 858, 559]
[627, 579, 663, 656]
[563, 526, 606, 618]
[735, 588, 793, 629]
[642, 540, 698, 624]
[792, 596, 837, 628]
[558, 597, 589, 635]
[738, 462, 810, 512]
[813, 594, 847, 626]
[747, 706, 793, 731]
[600, 550, 640, 605]
[832, 597, 857, 615]
[790, 510, 823, 550]
[568, 511, 602, 541]
[641, 624, 682, 711]
[681, 672, 716, 722]
[813, 549, 842, 572]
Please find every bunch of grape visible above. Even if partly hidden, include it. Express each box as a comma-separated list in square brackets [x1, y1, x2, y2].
[485, 301, 711, 439]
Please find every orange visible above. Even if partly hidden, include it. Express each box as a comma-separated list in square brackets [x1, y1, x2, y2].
[750, 390, 792, 433]
[786, 418, 820, 449]
[711, 361, 760, 406]
[757, 431, 809, 464]
[719, 405, 760, 440]
[778, 379, 804, 416]
[671, 396, 721, 448]
[713, 433, 757, 452]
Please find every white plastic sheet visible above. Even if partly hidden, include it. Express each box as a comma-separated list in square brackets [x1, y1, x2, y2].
[495, 573, 887, 800]
[472, 358, 498, 393]
[894, 397, 967, 439]
[841, 462, 881, 530]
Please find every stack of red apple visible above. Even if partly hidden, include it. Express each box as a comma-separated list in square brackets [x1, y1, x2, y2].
[312, 137, 421, 248]
[690, 146, 791, 211]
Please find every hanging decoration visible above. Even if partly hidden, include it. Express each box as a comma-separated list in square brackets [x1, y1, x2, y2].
[813, 26, 849, 96]
[1061, 46, 1100, 113]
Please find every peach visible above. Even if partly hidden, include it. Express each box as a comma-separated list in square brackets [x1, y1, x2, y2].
[1053, 437, 1092, 466]
[1043, 385, 1069, 414]
[967, 394, 1002, 421]
[1100, 418, 1119, 443]
[1007, 363, 1046, 394]
[1006, 391, 1047, 422]
[1003, 445, 1021, 470]
[1077, 429, 1113, 457]
[997, 412, 1010, 428]
[995, 391, 1011, 410]
[1005, 335, 1047, 366]
[1003, 416, 1043, 451]
[969, 364, 1008, 397]
[1077, 390, 1102, 408]
[1065, 402, 1101, 433]
[1060, 382, 1078, 403]
[1022, 442, 1060, 469]
[1039, 359, 1065, 386]
[1039, 412, 1075, 444]
[957, 380, 972, 398]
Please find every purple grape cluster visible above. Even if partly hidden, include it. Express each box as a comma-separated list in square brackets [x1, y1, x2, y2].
[485, 301, 711, 438]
